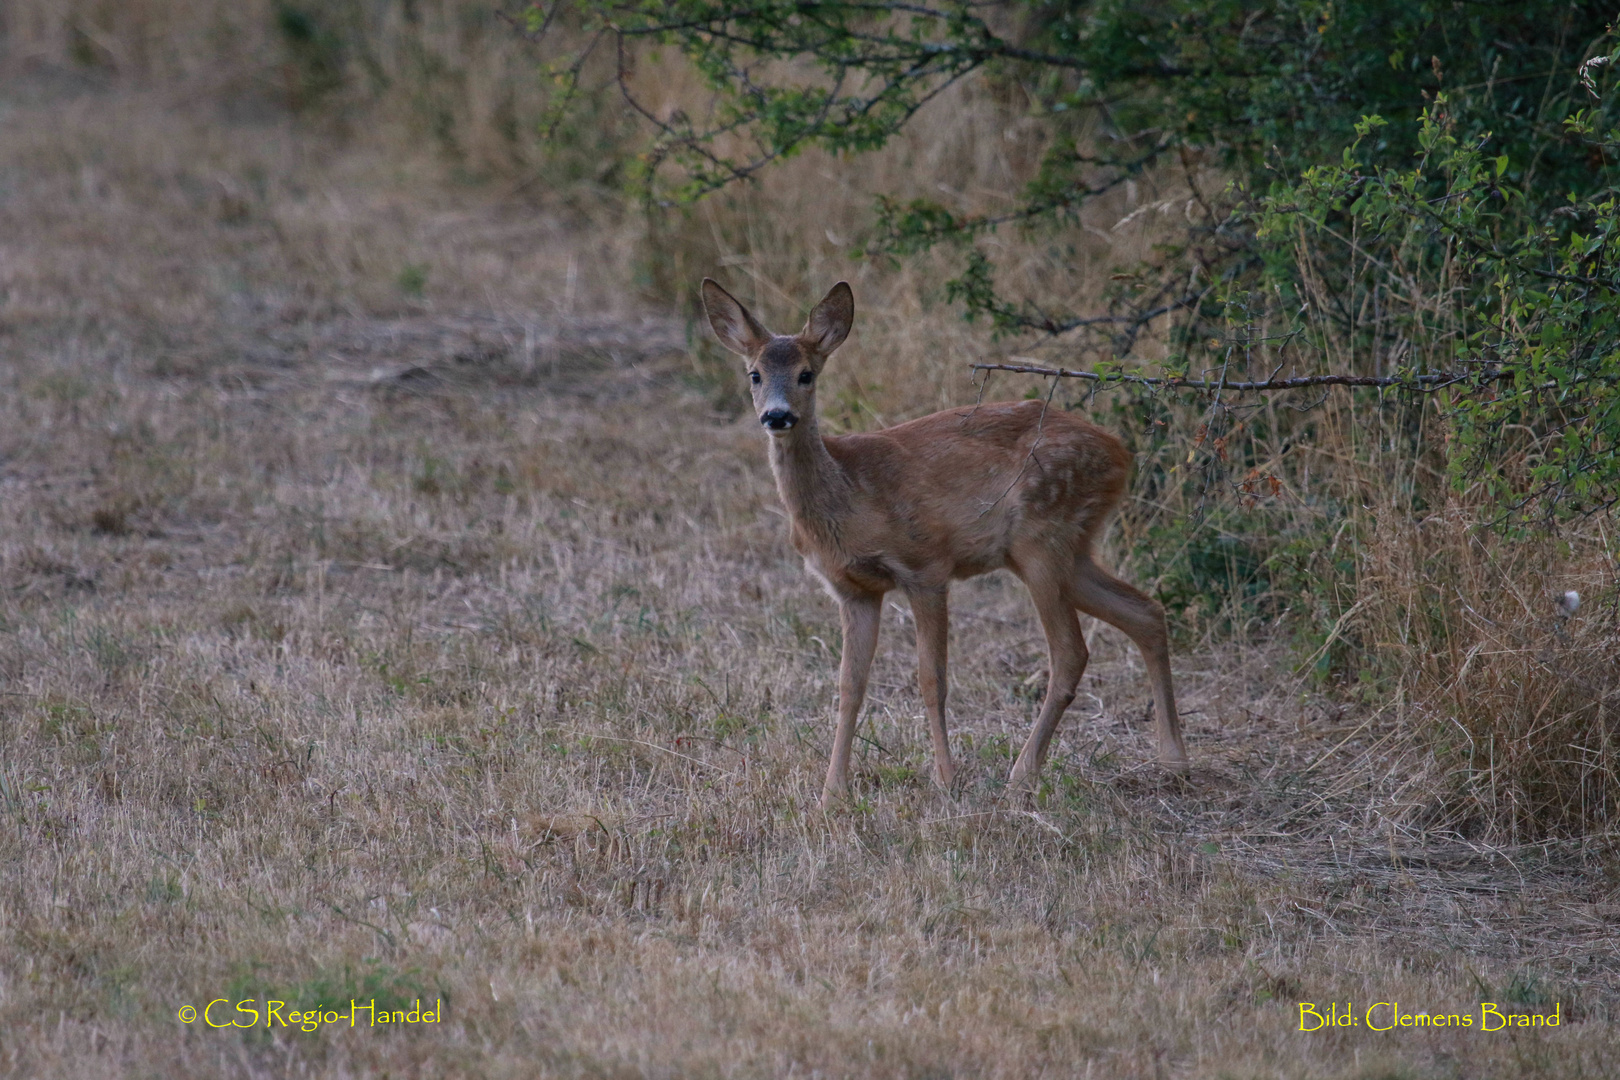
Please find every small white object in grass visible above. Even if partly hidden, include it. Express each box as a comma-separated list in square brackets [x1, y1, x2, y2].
[1556, 590, 1580, 616]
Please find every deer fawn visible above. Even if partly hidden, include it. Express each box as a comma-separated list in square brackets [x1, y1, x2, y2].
[702, 278, 1188, 807]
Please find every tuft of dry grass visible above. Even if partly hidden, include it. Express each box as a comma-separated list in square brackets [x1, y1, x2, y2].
[1347, 507, 1620, 840]
[1, 23, 1619, 1080]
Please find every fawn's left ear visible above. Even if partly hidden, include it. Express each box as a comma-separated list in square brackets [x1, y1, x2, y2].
[800, 282, 853, 364]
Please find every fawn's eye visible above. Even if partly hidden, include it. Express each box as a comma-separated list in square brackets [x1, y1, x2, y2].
[798, 370, 814, 385]
[749, 371, 761, 384]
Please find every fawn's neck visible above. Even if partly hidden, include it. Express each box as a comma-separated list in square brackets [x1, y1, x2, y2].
[768, 416, 852, 542]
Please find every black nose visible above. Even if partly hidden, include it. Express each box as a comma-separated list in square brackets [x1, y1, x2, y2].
[761, 409, 797, 430]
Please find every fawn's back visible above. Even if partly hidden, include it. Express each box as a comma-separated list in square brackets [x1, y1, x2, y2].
[803, 400, 1132, 593]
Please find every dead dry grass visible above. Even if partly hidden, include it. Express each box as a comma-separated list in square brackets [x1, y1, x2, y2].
[1, 59, 1619, 1080]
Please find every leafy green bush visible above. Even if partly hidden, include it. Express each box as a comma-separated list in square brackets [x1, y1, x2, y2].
[1252, 103, 1620, 522]
[525, 0, 1615, 344]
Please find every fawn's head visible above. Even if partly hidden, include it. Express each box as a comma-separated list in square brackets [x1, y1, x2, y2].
[701, 279, 853, 438]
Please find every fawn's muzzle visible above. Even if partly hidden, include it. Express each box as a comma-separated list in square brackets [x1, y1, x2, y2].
[761, 408, 798, 432]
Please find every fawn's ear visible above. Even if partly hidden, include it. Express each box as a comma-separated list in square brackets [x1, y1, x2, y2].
[800, 281, 853, 363]
[701, 278, 771, 357]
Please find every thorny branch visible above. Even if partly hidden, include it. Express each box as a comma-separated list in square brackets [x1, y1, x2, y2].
[969, 361, 1527, 395]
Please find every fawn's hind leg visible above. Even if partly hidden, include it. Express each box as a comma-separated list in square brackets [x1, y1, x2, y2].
[1008, 563, 1090, 787]
[1072, 556, 1188, 770]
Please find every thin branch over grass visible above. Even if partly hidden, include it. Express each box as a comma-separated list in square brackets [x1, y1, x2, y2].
[970, 360, 1511, 395]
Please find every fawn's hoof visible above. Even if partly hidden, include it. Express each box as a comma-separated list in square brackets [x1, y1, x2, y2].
[1159, 751, 1191, 776]
[1005, 760, 1038, 792]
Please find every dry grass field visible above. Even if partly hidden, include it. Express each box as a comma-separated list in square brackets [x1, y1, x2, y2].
[2, 43, 1619, 1080]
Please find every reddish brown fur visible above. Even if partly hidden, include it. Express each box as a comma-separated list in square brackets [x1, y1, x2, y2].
[702, 278, 1188, 806]
[808, 403, 1131, 592]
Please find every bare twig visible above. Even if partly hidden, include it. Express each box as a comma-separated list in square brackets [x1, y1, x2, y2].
[969, 361, 1521, 394]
